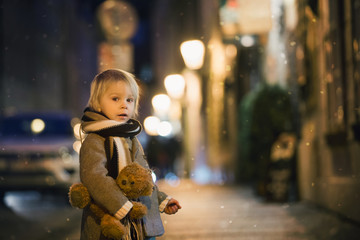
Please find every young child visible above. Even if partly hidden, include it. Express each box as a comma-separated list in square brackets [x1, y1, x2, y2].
[79, 69, 181, 240]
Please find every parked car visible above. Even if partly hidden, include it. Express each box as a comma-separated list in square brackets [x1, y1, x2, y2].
[0, 112, 79, 197]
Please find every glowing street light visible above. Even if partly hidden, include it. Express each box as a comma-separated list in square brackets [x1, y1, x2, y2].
[164, 74, 186, 99]
[180, 39, 206, 179]
[157, 121, 173, 137]
[180, 40, 205, 70]
[143, 116, 174, 137]
[152, 94, 171, 114]
[144, 116, 161, 136]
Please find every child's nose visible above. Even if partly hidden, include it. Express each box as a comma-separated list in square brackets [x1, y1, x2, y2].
[119, 100, 127, 108]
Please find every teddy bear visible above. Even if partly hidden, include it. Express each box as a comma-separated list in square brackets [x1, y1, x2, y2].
[68, 162, 154, 240]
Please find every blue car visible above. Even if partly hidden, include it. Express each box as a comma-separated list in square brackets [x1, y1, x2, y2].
[0, 112, 80, 196]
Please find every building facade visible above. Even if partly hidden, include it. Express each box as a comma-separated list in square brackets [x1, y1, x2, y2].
[296, 0, 360, 222]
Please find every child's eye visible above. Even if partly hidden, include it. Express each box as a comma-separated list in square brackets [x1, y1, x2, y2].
[127, 98, 134, 103]
[112, 97, 119, 101]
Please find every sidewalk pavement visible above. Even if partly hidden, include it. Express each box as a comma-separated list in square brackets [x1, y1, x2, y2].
[156, 179, 360, 240]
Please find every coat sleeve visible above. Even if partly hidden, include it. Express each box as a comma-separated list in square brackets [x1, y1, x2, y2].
[80, 133, 132, 219]
[156, 185, 171, 212]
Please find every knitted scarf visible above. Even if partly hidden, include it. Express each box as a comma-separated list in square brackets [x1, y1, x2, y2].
[81, 108, 142, 139]
[81, 108, 144, 240]
[81, 108, 142, 178]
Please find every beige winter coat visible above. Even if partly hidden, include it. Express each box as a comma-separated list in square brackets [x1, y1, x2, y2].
[79, 133, 167, 239]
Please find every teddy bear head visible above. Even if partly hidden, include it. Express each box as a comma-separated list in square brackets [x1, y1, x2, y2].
[116, 162, 154, 199]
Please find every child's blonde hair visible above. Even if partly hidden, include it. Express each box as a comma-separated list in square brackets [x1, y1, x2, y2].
[88, 69, 140, 116]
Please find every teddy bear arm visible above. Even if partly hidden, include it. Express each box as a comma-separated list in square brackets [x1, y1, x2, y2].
[128, 201, 147, 219]
[101, 214, 126, 240]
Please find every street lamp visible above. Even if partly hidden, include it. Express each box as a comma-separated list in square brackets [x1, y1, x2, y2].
[163, 74, 185, 136]
[144, 116, 174, 137]
[144, 116, 160, 136]
[179, 39, 206, 180]
[164, 74, 186, 99]
[180, 40, 205, 70]
[157, 121, 173, 137]
[151, 94, 171, 115]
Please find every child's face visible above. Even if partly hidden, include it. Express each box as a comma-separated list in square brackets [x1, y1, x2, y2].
[99, 81, 135, 123]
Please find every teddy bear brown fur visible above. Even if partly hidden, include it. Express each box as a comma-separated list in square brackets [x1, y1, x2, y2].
[69, 162, 154, 240]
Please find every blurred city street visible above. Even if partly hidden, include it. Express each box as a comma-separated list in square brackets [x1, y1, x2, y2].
[0, 191, 81, 240]
[2, 179, 360, 240]
[157, 180, 360, 240]
[1, 0, 360, 239]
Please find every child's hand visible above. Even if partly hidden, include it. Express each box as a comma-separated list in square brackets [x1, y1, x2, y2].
[164, 198, 182, 215]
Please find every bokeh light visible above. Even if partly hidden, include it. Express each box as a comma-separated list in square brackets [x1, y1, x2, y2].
[157, 121, 172, 137]
[144, 116, 161, 136]
[31, 118, 45, 134]
[180, 40, 205, 69]
[164, 74, 186, 99]
[152, 94, 171, 113]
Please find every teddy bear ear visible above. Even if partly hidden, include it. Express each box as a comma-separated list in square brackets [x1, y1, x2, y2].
[122, 180, 127, 185]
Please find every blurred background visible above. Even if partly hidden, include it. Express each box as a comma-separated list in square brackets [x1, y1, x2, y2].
[0, 0, 360, 239]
